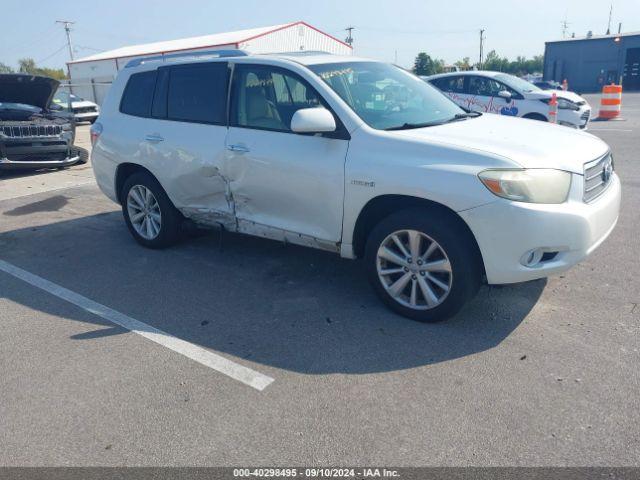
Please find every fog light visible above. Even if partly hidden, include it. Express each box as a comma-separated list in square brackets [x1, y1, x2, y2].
[521, 248, 544, 267]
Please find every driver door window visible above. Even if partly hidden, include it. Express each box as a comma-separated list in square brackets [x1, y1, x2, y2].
[467, 77, 502, 97]
[231, 66, 322, 132]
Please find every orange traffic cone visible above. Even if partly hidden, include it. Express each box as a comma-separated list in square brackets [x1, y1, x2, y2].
[596, 84, 623, 120]
[548, 92, 558, 124]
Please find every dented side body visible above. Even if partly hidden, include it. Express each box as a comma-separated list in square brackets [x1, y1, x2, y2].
[91, 52, 620, 286]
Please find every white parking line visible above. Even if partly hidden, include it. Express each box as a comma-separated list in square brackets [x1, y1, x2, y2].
[0, 259, 274, 391]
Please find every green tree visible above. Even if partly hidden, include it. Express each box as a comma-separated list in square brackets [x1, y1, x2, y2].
[0, 62, 13, 73]
[413, 52, 444, 76]
[18, 57, 66, 80]
[480, 51, 543, 75]
[454, 56, 471, 71]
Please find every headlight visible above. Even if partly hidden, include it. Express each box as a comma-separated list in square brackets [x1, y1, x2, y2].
[557, 98, 580, 111]
[478, 169, 572, 204]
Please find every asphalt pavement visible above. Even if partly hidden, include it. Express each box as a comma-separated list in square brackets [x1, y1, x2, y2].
[0, 96, 638, 466]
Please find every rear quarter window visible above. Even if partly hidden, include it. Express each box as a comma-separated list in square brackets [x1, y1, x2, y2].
[120, 70, 158, 117]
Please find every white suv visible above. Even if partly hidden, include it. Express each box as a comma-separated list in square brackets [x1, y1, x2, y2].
[90, 50, 620, 322]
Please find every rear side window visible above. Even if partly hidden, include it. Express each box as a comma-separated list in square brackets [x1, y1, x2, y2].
[432, 76, 465, 94]
[120, 70, 158, 117]
[166, 63, 228, 124]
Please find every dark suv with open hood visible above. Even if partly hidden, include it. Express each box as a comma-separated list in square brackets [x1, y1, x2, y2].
[0, 74, 85, 171]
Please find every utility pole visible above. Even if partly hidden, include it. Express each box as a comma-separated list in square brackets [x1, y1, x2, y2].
[56, 20, 75, 94]
[345, 26, 354, 46]
[561, 17, 571, 38]
[606, 3, 613, 35]
[479, 29, 485, 69]
[56, 20, 75, 60]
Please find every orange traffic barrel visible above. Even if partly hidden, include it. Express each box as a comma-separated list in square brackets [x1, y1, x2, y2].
[597, 84, 622, 120]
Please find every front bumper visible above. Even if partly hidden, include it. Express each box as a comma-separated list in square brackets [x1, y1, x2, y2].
[74, 111, 99, 122]
[0, 154, 81, 170]
[558, 106, 591, 130]
[459, 173, 621, 284]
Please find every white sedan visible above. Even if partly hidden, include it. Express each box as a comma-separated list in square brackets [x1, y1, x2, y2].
[52, 90, 100, 123]
[425, 71, 591, 129]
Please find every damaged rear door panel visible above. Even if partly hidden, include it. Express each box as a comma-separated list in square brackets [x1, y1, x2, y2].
[134, 63, 234, 226]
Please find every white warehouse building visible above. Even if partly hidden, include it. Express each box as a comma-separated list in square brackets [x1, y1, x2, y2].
[67, 21, 352, 104]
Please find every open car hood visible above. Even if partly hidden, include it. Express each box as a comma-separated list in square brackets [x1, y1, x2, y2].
[0, 74, 60, 110]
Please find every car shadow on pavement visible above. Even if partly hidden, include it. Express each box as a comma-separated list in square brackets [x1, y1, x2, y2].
[0, 211, 546, 374]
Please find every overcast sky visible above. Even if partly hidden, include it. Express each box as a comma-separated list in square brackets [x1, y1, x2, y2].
[2, 0, 638, 70]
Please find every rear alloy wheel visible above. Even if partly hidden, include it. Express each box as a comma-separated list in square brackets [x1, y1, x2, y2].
[365, 209, 481, 322]
[127, 185, 162, 241]
[122, 172, 182, 248]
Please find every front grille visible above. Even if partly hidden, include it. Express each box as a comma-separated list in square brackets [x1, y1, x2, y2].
[0, 124, 62, 138]
[581, 109, 591, 121]
[583, 153, 614, 202]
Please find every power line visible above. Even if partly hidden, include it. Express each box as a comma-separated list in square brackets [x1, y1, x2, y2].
[2, 25, 60, 55]
[351, 26, 477, 35]
[35, 44, 68, 64]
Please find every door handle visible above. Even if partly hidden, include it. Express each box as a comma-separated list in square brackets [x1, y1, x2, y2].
[227, 144, 250, 153]
[145, 134, 164, 143]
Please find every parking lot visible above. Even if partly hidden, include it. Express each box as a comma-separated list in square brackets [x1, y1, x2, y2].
[0, 93, 639, 466]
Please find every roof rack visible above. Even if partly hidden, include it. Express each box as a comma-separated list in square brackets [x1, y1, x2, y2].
[267, 50, 332, 56]
[124, 49, 249, 68]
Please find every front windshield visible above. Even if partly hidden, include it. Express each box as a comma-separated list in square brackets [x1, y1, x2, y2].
[495, 74, 541, 93]
[309, 61, 465, 130]
[54, 91, 81, 102]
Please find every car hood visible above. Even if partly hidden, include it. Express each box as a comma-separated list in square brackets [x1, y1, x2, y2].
[392, 113, 608, 174]
[0, 74, 60, 110]
[526, 89, 585, 104]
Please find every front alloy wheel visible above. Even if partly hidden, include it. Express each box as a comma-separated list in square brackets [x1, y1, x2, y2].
[365, 208, 481, 322]
[376, 229, 453, 310]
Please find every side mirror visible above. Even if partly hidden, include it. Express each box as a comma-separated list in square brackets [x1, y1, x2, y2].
[291, 108, 336, 133]
[498, 90, 512, 100]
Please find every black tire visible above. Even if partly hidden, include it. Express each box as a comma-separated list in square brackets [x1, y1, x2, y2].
[364, 208, 482, 323]
[121, 171, 182, 249]
[71, 146, 89, 164]
[523, 113, 548, 122]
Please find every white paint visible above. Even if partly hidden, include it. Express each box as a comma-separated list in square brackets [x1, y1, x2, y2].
[0, 259, 274, 391]
[92, 52, 621, 303]
[589, 128, 633, 132]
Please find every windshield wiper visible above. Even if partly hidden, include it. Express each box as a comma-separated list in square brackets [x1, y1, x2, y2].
[385, 112, 482, 131]
[385, 121, 445, 131]
[446, 112, 482, 123]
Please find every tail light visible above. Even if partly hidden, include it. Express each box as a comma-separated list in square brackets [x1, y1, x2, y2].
[90, 122, 102, 146]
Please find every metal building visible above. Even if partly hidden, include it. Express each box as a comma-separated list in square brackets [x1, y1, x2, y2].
[544, 31, 640, 93]
[67, 21, 352, 104]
